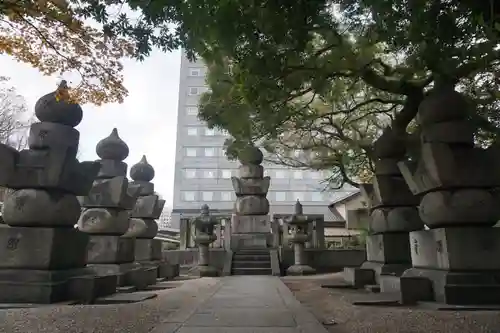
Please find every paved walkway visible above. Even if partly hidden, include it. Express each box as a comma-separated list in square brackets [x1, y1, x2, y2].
[153, 276, 328, 333]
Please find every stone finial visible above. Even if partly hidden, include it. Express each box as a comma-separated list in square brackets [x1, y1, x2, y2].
[294, 199, 303, 215]
[201, 204, 209, 216]
[96, 128, 129, 161]
[130, 155, 155, 182]
[238, 146, 264, 165]
[34, 80, 83, 127]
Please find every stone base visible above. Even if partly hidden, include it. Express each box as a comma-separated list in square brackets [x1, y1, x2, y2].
[135, 238, 162, 262]
[230, 233, 270, 250]
[190, 265, 218, 277]
[343, 267, 375, 288]
[88, 262, 139, 286]
[286, 264, 316, 276]
[360, 261, 410, 284]
[401, 268, 500, 305]
[87, 235, 134, 264]
[0, 267, 96, 304]
[366, 233, 411, 263]
[157, 262, 180, 280]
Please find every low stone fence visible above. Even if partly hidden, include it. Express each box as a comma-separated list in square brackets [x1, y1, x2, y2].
[279, 248, 366, 274]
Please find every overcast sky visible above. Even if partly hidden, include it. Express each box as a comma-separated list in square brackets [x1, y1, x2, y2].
[0, 49, 181, 207]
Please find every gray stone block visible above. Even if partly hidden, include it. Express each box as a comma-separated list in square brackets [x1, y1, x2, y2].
[28, 122, 79, 151]
[135, 238, 162, 261]
[343, 267, 375, 288]
[129, 180, 155, 195]
[0, 226, 88, 270]
[158, 263, 179, 279]
[135, 219, 159, 239]
[0, 144, 17, 186]
[400, 276, 433, 305]
[78, 208, 130, 235]
[0, 267, 93, 303]
[127, 266, 157, 289]
[232, 177, 270, 196]
[231, 234, 269, 249]
[409, 230, 439, 268]
[82, 176, 140, 209]
[234, 196, 269, 215]
[131, 195, 161, 218]
[96, 159, 127, 178]
[365, 233, 411, 264]
[87, 235, 135, 264]
[231, 215, 270, 234]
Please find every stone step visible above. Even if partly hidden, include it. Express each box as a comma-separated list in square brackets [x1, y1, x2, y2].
[232, 261, 271, 269]
[232, 267, 273, 275]
[233, 254, 270, 261]
[444, 284, 500, 305]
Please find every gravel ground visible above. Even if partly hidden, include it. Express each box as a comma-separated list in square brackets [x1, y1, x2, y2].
[282, 273, 500, 333]
[0, 277, 219, 333]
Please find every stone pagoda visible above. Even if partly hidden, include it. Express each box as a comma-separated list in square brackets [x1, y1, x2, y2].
[77, 128, 144, 289]
[230, 146, 272, 249]
[285, 200, 316, 275]
[0, 82, 101, 303]
[129, 156, 168, 279]
[398, 87, 500, 305]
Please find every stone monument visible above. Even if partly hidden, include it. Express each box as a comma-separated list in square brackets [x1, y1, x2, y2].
[78, 128, 146, 290]
[345, 129, 424, 291]
[398, 87, 500, 305]
[285, 200, 316, 275]
[0, 82, 101, 303]
[230, 146, 272, 249]
[192, 204, 219, 277]
[129, 156, 168, 280]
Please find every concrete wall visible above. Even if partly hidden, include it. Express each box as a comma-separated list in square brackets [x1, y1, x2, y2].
[279, 248, 366, 274]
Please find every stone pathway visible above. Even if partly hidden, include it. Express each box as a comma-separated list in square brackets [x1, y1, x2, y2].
[152, 276, 328, 333]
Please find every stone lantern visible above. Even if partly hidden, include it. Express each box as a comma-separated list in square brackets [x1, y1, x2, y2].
[192, 204, 219, 277]
[285, 200, 316, 275]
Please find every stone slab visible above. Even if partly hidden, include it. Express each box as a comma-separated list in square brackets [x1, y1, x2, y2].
[0, 226, 88, 270]
[231, 215, 270, 234]
[94, 291, 157, 304]
[184, 309, 295, 327]
[87, 235, 135, 264]
[366, 233, 411, 264]
[135, 238, 162, 261]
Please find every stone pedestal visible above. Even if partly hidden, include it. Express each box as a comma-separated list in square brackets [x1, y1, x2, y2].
[231, 214, 270, 249]
[0, 83, 102, 303]
[192, 205, 219, 277]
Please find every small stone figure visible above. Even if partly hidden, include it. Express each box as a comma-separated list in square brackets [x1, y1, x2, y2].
[285, 200, 316, 276]
[0, 83, 101, 303]
[230, 146, 272, 249]
[128, 156, 173, 280]
[192, 204, 219, 277]
[77, 128, 145, 291]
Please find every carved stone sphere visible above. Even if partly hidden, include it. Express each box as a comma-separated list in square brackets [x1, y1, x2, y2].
[34, 91, 83, 127]
[238, 146, 264, 165]
[130, 155, 155, 182]
[418, 88, 471, 125]
[96, 128, 129, 161]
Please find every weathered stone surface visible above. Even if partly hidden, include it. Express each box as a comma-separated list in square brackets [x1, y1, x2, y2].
[372, 175, 419, 208]
[230, 233, 268, 249]
[370, 206, 423, 233]
[81, 176, 141, 209]
[0, 226, 88, 269]
[131, 195, 163, 218]
[373, 129, 406, 158]
[231, 215, 270, 234]
[135, 238, 162, 261]
[419, 189, 500, 227]
[96, 128, 129, 161]
[420, 120, 475, 144]
[232, 177, 270, 196]
[365, 233, 411, 263]
[28, 122, 80, 151]
[87, 235, 135, 264]
[34, 88, 83, 127]
[129, 180, 155, 195]
[136, 218, 159, 239]
[408, 230, 439, 268]
[77, 208, 130, 235]
[2, 189, 81, 227]
[238, 146, 264, 165]
[238, 165, 264, 179]
[96, 159, 128, 178]
[374, 158, 401, 176]
[0, 144, 17, 186]
[417, 87, 471, 125]
[130, 155, 155, 182]
[234, 196, 269, 215]
[121, 218, 148, 238]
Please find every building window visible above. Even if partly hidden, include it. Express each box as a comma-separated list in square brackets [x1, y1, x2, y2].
[293, 192, 305, 202]
[203, 170, 216, 178]
[187, 127, 198, 136]
[189, 68, 202, 77]
[205, 128, 215, 136]
[275, 192, 287, 201]
[202, 191, 213, 201]
[184, 169, 197, 179]
[188, 87, 201, 95]
[275, 170, 287, 179]
[221, 169, 232, 178]
[182, 191, 196, 201]
[186, 106, 198, 116]
[185, 148, 197, 157]
[293, 170, 303, 179]
[221, 191, 233, 201]
[311, 192, 323, 201]
[204, 147, 216, 157]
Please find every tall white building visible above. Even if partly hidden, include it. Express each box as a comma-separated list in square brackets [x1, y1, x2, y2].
[170, 53, 354, 229]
